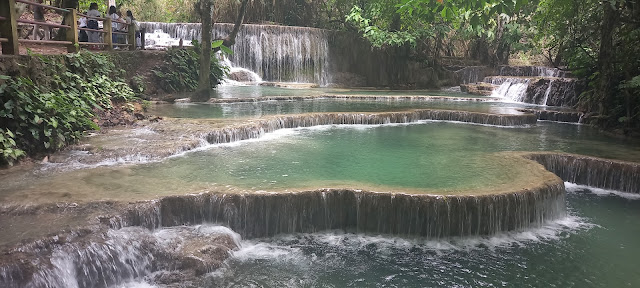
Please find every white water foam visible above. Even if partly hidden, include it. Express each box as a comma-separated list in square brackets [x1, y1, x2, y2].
[565, 182, 640, 200]
[491, 82, 529, 103]
[144, 29, 193, 50]
[21, 224, 240, 288]
[230, 214, 592, 261]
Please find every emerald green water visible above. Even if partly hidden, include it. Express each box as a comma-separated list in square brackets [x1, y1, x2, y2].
[2, 88, 640, 287]
[2, 121, 639, 204]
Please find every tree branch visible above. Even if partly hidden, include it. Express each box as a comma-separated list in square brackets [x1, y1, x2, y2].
[222, 0, 249, 47]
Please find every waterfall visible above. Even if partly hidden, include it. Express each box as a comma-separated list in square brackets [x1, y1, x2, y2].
[453, 66, 489, 84]
[525, 153, 640, 193]
[140, 22, 331, 85]
[0, 225, 240, 288]
[197, 110, 537, 147]
[542, 79, 554, 105]
[111, 181, 566, 239]
[484, 76, 580, 106]
[486, 77, 531, 102]
[522, 109, 584, 123]
[497, 66, 568, 78]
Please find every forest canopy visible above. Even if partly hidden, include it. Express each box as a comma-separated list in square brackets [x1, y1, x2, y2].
[48, 0, 640, 132]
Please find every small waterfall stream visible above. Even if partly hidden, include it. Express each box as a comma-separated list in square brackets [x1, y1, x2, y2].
[140, 22, 331, 85]
[481, 66, 580, 106]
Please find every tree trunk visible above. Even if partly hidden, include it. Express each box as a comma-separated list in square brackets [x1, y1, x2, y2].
[595, 1, 618, 120]
[195, 0, 248, 100]
[54, 0, 78, 40]
[194, 0, 213, 101]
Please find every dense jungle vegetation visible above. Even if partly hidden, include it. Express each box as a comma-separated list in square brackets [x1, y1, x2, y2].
[3, 0, 639, 165]
[0, 53, 142, 165]
[107, 0, 639, 133]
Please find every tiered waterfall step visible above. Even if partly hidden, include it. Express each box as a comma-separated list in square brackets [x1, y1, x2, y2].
[458, 65, 582, 107]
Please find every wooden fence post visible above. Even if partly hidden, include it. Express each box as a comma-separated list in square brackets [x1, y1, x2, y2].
[0, 0, 20, 55]
[140, 28, 145, 50]
[104, 17, 113, 50]
[128, 22, 135, 50]
[65, 8, 78, 53]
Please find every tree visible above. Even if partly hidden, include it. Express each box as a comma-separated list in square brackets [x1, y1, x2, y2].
[194, 0, 213, 100]
[345, 0, 530, 65]
[534, 0, 640, 132]
[193, 0, 249, 101]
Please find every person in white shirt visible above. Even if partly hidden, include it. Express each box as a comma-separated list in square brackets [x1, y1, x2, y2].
[125, 10, 141, 48]
[78, 12, 88, 42]
[108, 6, 121, 44]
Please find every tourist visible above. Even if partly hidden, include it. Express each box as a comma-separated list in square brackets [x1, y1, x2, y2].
[78, 12, 88, 42]
[108, 6, 122, 45]
[125, 10, 141, 48]
[86, 3, 102, 47]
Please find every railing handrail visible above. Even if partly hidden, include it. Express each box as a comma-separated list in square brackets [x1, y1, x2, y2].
[78, 27, 107, 34]
[18, 39, 72, 45]
[76, 13, 107, 21]
[17, 19, 70, 29]
[15, 0, 70, 13]
[1, 0, 144, 55]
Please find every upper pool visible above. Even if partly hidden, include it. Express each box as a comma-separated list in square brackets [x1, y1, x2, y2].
[2, 120, 639, 205]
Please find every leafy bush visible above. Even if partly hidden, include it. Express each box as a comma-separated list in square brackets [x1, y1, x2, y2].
[152, 41, 228, 93]
[0, 128, 25, 166]
[0, 52, 138, 165]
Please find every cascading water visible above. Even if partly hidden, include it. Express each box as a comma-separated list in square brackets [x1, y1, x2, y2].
[144, 29, 192, 49]
[486, 77, 531, 102]
[484, 74, 580, 106]
[0, 225, 241, 288]
[497, 66, 567, 78]
[140, 22, 331, 85]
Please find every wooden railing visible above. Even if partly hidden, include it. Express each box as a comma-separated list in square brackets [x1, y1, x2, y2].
[0, 0, 141, 54]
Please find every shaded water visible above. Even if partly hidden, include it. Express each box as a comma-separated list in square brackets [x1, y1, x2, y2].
[209, 86, 484, 99]
[148, 98, 566, 120]
[207, 185, 640, 287]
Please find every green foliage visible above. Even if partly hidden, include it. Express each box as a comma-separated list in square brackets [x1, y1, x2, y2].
[345, 0, 528, 47]
[346, 6, 423, 47]
[130, 74, 146, 96]
[0, 52, 138, 165]
[0, 128, 25, 166]
[534, 0, 640, 131]
[620, 76, 640, 90]
[118, 0, 198, 22]
[152, 43, 228, 93]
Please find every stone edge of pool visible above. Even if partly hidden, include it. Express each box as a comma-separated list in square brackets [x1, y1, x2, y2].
[205, 94, 502, 103]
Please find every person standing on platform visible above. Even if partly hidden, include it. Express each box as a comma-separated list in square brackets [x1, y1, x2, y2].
[86, 3, 102, 48]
